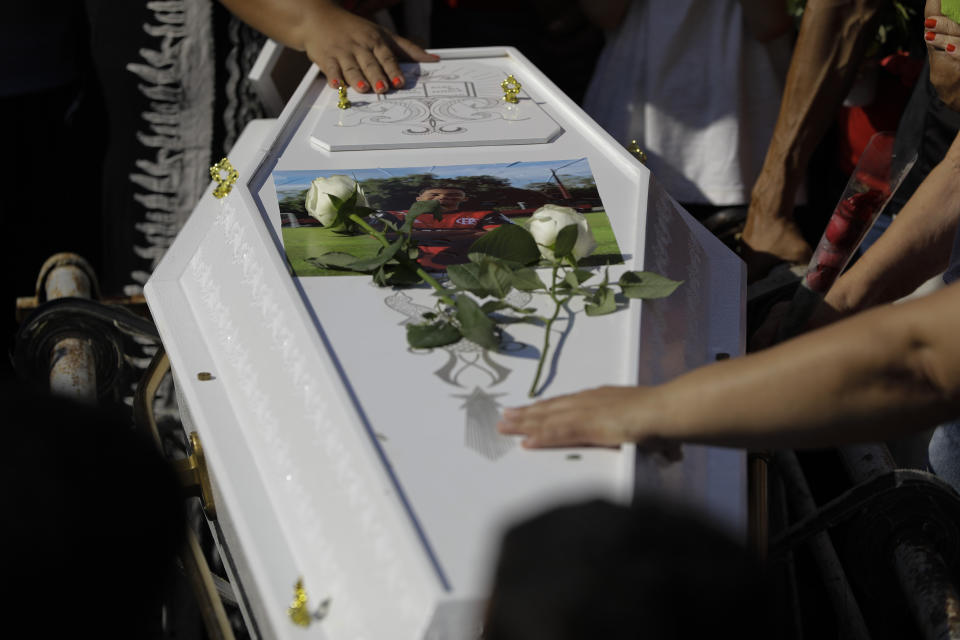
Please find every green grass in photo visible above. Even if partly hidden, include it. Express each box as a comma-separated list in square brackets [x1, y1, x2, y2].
[282, 227, 382, 277]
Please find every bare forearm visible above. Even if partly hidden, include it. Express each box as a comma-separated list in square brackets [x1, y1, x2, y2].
[752, 0, 883, 217]
[501, 282, 960, 451]
[825, 132, 960, 315]
[219, 0, 326, 50]
[219, 0, 435, 92]
[664, 287, 960, 449]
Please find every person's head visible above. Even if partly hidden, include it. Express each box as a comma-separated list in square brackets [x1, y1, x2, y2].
[415, 187, 467, 212]
[484, 498, 767, 640]
[1, 382, 184, 637]
[927, 0, 960, 111]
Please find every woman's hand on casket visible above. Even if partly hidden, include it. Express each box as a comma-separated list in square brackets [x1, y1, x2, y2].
[220, 0, 438, 93]
[497, 386, 680, 459]
[299, 2, 439, 92]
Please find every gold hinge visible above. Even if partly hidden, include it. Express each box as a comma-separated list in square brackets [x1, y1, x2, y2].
[174, 431, 217, 520]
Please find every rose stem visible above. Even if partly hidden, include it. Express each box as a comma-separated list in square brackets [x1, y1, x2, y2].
[529, 262, 572, 397]
[348, 213, 456, 307]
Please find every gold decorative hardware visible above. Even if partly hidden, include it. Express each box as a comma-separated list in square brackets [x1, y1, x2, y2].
[288, 579, 311, 627]
[210, 158, 239, 199]
[337, 85, 351, 110]
[173, 431, 217, 520]
[627, 140, 647, 164]
[197, 371, 214, 381]
[133, 350, 235, 640]
[500, 75, 521, 104]
[288, 578, 331, 627]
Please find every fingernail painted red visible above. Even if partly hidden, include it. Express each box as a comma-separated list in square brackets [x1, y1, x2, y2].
[926, 31, 937, 41]
[925, 18, 937, 28]
[392, 76, 402, 87]
[331, 78, 340, 88]
[356, 80, 367, 90]
[375, 80, 386, 91]
[949, 44, 957, 52]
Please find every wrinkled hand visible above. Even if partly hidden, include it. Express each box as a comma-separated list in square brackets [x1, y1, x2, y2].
[926, 1, 960, 111]
[301, 3, 438, 93]
[497, 385, 681, 459]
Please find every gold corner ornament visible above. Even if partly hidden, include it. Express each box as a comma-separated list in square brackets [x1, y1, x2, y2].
[627, 140, 647, 165]
[287, 578, 332, 628]
[337, 85, 351, 110]
[501, 75, 521, 104]
[288, 579, 311, 627]
[210, 157, 239, 199]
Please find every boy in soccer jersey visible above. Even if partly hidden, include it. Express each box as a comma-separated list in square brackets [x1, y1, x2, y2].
[373, 187, 513, 270]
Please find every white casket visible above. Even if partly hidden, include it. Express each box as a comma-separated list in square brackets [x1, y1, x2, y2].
[145, 47, 747, 640]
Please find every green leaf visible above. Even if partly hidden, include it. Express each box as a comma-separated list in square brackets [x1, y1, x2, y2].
[447, 262, 493, 298]
[402, 200, 443, 233]
[468, 224, 541, 265]
[455, 296, 500, 350]
[510, 267, 545, 291]
[480, 300, 512, 313]
[466, 252, 524, 270]
[380, 262, 422, 286]
[448, 258, 513, 299]
[553, 225, 579, 260]
[559, 269, 592, 291]
[618, 271, 683, 299]
[584, 287, 617, 316]
[479, 259, 514, 299]
[341, 238, 404, 272]
[406, 321, 462, 348]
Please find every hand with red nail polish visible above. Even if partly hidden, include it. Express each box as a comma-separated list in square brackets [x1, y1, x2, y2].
[392, 76, 403, 89]
[220, 0, 438, 96]
[925, 0, 960, 111]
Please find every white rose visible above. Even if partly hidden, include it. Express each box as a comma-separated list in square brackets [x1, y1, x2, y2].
[304, 175, 367, 226]
[525, 204, 597, 261]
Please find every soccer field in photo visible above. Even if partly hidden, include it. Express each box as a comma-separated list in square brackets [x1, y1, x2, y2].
[282, 211, 624, 277]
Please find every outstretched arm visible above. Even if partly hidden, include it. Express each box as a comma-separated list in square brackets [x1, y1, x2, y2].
[741, 0, 884, 279]
[219, 0, 438, 92]
[823, 130, 960, 318]
[761, 8, 960, 335]
[499, 279, 960, 451]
